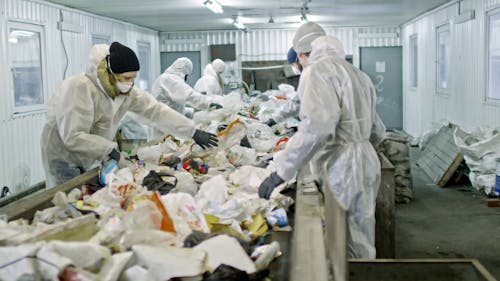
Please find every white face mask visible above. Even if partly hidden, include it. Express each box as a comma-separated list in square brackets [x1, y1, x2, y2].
[116, 81, 134, 93]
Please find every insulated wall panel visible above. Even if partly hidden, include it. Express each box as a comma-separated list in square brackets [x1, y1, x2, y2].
[402, 0, 500, 137]
[0, 0, 160, 194]
[160, 26, 401, 84]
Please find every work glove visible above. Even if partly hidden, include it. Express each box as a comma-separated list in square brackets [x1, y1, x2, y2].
[193, 129, 219, 149]
[98, 149, 120, 186]
[258, 172, 284, 199]
[109, 148, 121, 162]
[209, 103, 223, 110]
[265, 119, 277, 127]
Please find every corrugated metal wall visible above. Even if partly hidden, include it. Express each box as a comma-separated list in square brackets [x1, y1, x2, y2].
[160, 26, 401, 74]
[0, 0, 160, 194]
[402, 0, 500, 137]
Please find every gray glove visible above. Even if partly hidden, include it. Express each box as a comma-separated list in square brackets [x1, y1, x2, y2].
[193, 129, 218, 149]
[109, 148, 121, 163]
[265, 119, 277, 127]
[258, 172, 284, 199]
[209, 103, 223, 109]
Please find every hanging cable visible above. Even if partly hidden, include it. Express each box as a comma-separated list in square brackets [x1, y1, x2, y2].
[59, 9, 69, 79]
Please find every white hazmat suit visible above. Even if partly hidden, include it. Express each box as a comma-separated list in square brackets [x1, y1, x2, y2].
[194, 59, 226, 96]
[152, 57, 221, 115]
[272, 36, 386, 258]
[41, 44, 196, 188]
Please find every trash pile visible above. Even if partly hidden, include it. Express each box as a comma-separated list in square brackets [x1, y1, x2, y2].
[378, 131, 413, 203]
[0, 86, 300, 281]
[454, 126, 500, 196]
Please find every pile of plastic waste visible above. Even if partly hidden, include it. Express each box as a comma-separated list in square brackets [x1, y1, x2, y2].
[0, 86, 300, 281]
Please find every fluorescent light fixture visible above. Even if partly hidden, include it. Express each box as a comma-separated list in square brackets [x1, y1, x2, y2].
[233, 19, 246, 30]
[204, 0, 223, 14]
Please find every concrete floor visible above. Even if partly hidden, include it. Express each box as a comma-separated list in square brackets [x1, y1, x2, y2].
[395, 148, 500, 280]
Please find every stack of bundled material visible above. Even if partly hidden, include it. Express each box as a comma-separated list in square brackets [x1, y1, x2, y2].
[454, 126, 500, 196]
[378, 131, 413, 203]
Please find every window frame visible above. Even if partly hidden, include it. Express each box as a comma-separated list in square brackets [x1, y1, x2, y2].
[136, 41, 152, 91]
[436, 23, 451, 95]
[486, 7, 500, 103]
[7, 20, 47, 116]
[409, 34, 418, 89]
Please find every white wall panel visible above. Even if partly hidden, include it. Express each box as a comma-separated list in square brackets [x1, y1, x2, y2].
[402, 0, 500, 137]
[160, 26, 401, 77]
[0, 0, 160, 194]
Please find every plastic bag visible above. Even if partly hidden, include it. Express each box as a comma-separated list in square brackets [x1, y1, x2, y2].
[246, 122, 279, 153]
[161, 193, 210, 240]
[227, 146, 258, 166]
[217, 118, 248, 150]
[194, 234, 256, 273]
[136, 141, 178, 164]
[228, 165, 270, 193]
[196, 175, 229, 211]
[131, 245, 206, 280]
[454, 126, 500, 194]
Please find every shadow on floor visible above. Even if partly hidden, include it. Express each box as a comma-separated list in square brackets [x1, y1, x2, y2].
[396, 148, 500, 280]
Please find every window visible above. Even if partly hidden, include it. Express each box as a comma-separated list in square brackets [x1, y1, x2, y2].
[8, 22, 45, 113]
[436, 24, 450, 93]
[92, 35, 110, 45]
[487, 9, 500, 100]
[409, 34, 418, 88]
[137, 41, 151, 91]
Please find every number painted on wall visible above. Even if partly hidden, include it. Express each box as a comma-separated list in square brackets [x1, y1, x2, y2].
[375, 74, 384, 92]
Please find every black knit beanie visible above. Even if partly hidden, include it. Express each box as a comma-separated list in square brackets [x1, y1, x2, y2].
[108, 42, 140, 74]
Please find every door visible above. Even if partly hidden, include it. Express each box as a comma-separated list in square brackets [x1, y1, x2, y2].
[360, 47, 402, 130]
[161, 51, 201, 87]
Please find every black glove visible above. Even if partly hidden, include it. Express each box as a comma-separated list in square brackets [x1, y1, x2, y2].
[265, 119, 277, 127]
[209, 103, 223, 109]
[193, 129, 218, 149]
[258, 172, 284, 199]
[240, 136, 251, 148]
[109, 148, 121, 163]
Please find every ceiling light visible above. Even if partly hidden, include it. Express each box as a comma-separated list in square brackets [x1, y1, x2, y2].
[204, 0, 223, 14]
[233, 18, 246, 30]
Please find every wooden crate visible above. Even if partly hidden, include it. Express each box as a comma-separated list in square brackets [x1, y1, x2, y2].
[417, 124, 464, 187]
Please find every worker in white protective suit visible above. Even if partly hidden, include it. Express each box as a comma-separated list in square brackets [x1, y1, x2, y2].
[41, 42, 218, 188]
[265, 84, 300, 127]
[152, 57, 224, 115]
[265, 48, 302, 127]
[258, 23, 386, 259]
[150, 57, 223, 139]
[194, 59, 226, 96]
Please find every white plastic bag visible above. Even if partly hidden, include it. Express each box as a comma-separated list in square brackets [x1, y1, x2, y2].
[161, 193, 210, 240]
[246, 122, 279, 153]
[228, 165, 270, 193]
[131, 245, 206, 280]
[194, 235, 256, 273]
[454, 126, 500, 194]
